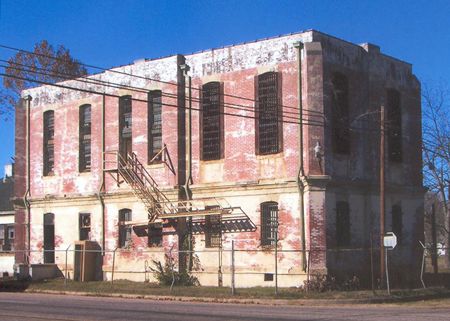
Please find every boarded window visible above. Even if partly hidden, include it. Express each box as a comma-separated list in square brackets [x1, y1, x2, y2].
[260, 202, 278, 246]
[148, 224, 163, 247]
[79, 104, 91, 171]
[336, 201, 351, 247]
[79, 213, 91, 241]
[119, 95, 132, 158]
[205, 206, 221, 248]
[331, 73, 350, 154]
[118, 209, 132, 248]
[148, 91, 162, 163]
[201, 82, 223, 160]
[387, 89, 402, 162]
[43, 213, 55, 263]
[43, 110, 55, 175]
[392, 205, 403, 244]
[256, 72, 282, 155]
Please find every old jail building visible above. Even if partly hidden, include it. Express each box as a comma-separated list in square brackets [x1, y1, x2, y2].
[14, 30, 423, 286]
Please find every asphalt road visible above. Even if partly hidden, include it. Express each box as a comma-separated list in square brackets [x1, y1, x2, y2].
[0, 292, 448, 321]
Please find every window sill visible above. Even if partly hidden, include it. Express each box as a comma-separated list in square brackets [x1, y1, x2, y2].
[256, 152, 284, 160]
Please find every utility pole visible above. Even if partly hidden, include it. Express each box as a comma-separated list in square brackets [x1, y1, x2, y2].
[380, 104, 386, 285]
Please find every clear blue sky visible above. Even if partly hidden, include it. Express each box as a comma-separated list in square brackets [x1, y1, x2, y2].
[0, 0, 449, 177]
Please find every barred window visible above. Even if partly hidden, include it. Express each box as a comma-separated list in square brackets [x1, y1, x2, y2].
[79, 213, 91, 241]
[43, 110, 55, 176]
[148, 224, 163, 247]
[148, 91, 162, 163]
[256, 72, 282, 155]
[336, 201, 350, 247]
[201, 82, 223, 160]
[392, 205, 403, 244]
[119, 95, 132, 158]
[118, 208, 132, 248]
[79, 104, 91, 172]
[260, 202, 278, 246]
[387, 89, 402, 162]
[331, 73, 350, 154]
[205, 205, 221, 248]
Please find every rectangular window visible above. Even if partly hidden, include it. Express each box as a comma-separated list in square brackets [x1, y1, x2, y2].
[201, 82, 223, 160]
[148, 224, 163, 247]
[79, 213, 91, 241]
[392, 205, 403, 244]
[256, 72, 282, 155]
[118, 209, 132, 248]
[387, 89, 402, 162]
[119, 96, 132, 158]
[260, 202, 278, 246]
[43, 110, 55, 175]
[0, 224, 14, 252]
[79, 105, 91, 171]
[148, 91, 162, 163]
[205, 210, 221, 248]
[336, 201, 350, 247]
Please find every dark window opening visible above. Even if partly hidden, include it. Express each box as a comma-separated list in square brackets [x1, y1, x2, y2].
[148, 224, 163, 247]
[148, 91, 162, 163]
[392, 205, 403, 244]
[260, 202, 278, 246]
[256, 72, 282, 155]
[79, 104, 91, 172]
[0, 224, 15, 252]
[264, 273, 274, 281]
[43, 110, 55, 176]
[79, 213, 91, 241]
[387, 89, 402, 162]
[43, 213, 55, 263]
[336, 201, 350, 247]
[205, 207, 221, 248]
[119, 96, 132, 158]
[118, 209, 132, 248]
[201, 82, 223, 160]
[331, 73, 350, 154]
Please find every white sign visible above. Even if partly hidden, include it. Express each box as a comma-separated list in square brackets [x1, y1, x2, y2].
[383, 232, 397, 249]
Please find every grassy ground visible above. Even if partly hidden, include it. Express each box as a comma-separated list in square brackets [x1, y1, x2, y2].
[15, 278, 450, 302]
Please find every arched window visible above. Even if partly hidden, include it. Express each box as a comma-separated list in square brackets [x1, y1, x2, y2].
[148, 90, 162, 163]
[43, 213, 55, 263]
[260, 201, 278, 246]
[331, 73, 350, 154]
[336, 201, 350, 247]
[386, 89, 402, 162]
[201, 82, 223, 160]
[119, 95, 132, 158]
[79, 104, 91, 171]
[118, 208, 132, 248]
[43, 110, 55, 175]
[256, 72, 282, 155]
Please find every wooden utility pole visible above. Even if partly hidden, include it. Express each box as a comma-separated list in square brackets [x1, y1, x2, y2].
[380, 104, 386, 285]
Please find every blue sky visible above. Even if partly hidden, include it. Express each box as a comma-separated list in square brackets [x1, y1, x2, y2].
[0, 0, 449, 177]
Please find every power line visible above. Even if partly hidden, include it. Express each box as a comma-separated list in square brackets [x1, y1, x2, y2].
[0, 43, 325, 116]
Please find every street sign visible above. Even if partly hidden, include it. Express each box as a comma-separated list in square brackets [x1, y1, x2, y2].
[383, 232, 397, 250]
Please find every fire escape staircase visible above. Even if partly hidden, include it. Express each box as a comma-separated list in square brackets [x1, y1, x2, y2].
[103, 150, 256, 233]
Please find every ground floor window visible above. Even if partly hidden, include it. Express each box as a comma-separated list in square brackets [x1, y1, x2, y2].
[0, 224, 14, 252]
[119, 209, 132, 248]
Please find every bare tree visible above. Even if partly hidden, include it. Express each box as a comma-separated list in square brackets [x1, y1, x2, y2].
[1, 40, 87, 119]
[422, 84, 450, 265]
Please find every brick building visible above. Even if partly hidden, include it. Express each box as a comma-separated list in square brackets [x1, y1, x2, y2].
[14, 30, 423, 286]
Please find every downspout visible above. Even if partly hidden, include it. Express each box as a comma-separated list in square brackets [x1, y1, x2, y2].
[98, 94, 106, 255]
[23, 95, 32, 264]
[294, 42, 307, 272]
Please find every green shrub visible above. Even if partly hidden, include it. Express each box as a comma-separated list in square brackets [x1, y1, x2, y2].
[149, 254, 200, 287]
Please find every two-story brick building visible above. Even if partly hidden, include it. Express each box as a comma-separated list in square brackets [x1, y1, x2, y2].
[14, 30, 423, 287]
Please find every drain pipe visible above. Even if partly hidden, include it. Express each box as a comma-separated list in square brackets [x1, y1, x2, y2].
[293, 42, 307, 272]
[23, 95, 32, 264]
[98, 94, 106, 255]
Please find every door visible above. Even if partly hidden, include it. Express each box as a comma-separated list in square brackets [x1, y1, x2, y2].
[43, 213, 55, 263]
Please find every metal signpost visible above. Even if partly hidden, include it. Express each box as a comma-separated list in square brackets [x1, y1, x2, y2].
[383, 232, 397, 295]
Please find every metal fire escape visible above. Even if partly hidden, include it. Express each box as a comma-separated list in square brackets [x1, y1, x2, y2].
[103, 150, 256, 233]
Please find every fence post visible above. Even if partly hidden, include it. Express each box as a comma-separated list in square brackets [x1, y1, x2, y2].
[64, 244, 71, 286]
[231, 240, 235, 295]
[419, 241, 427, 289]
[275, 226, 278, 296]
[111, 247, 118, 285]
[385, 248, 390, 295]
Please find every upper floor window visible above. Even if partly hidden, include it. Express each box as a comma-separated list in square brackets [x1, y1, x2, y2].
[331, 73, 350, 154]
[256, 72, 282, 155]
[79, 104, 91, 172]
[43, 110, 55, 176]
[392, 204, 403, 244]
[260, 201, 278, 246]
[148, 90, 162, 163]
[386, 89, 402, 162]
[119, 95, 132, 157]
[336, 201, 350, 247]
[118, 208, 132, 248]
[201, 82, 223, 160]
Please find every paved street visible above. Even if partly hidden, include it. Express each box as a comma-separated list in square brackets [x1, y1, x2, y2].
[0, 292, 448, 321]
